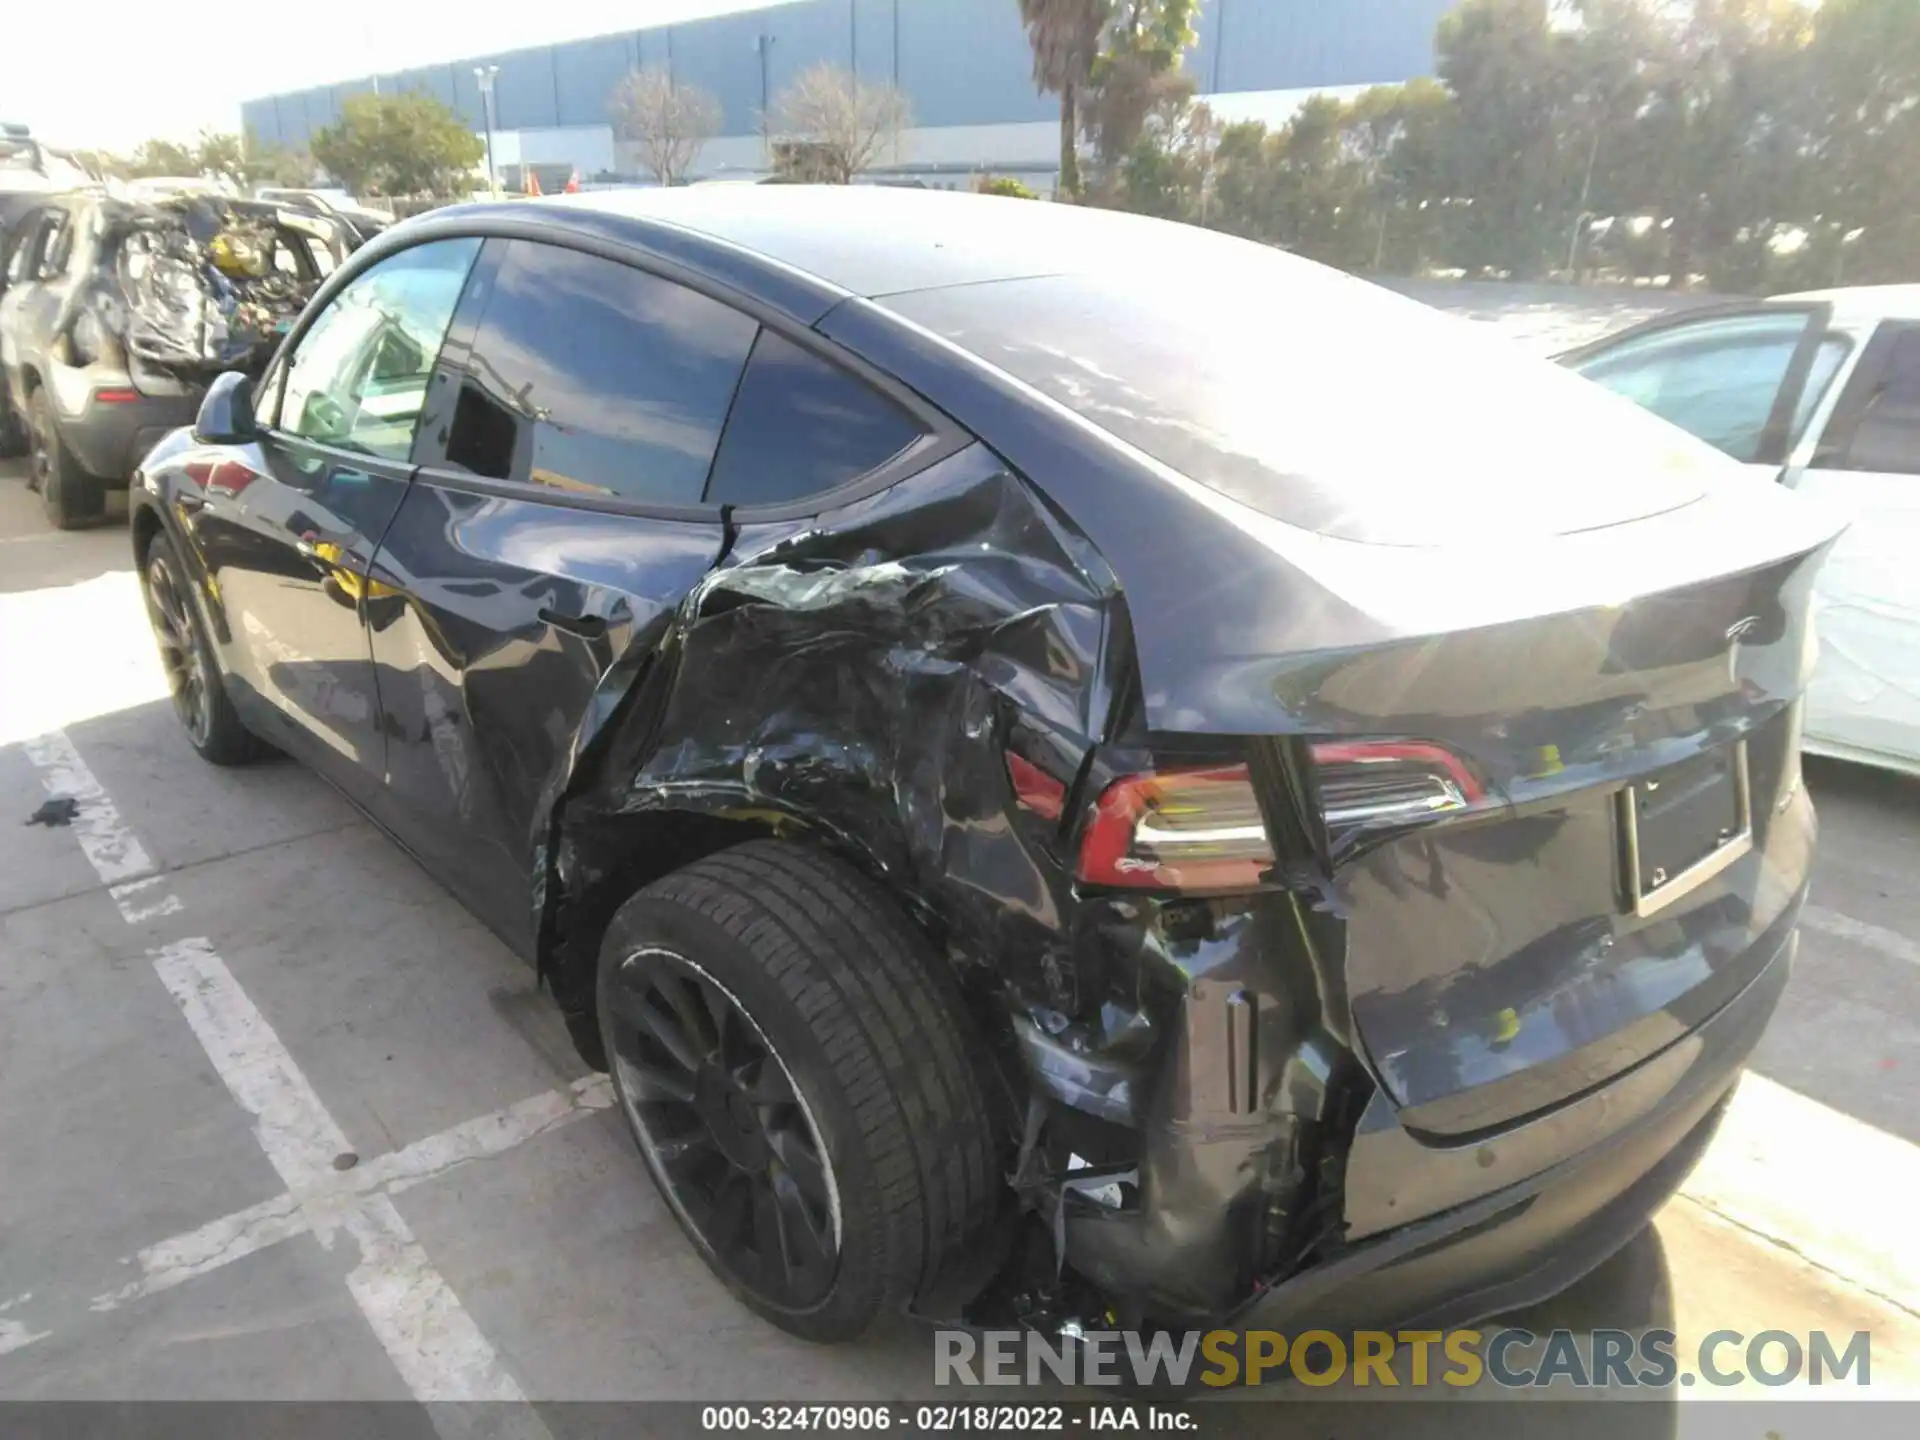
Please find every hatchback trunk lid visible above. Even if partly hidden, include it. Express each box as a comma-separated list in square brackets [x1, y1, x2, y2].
[846, 263, 1840, 1143]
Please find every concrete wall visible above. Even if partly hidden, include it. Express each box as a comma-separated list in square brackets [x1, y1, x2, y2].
[242, 0, 1456, 161]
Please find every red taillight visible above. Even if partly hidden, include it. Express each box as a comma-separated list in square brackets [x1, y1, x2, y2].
[93, 387, 140, 405]
[1076, 740, 1486, 891]
[1005, 751, 1066, 821]
[1309, 739, 1484, 830]
[1078, 766, 1271, 891]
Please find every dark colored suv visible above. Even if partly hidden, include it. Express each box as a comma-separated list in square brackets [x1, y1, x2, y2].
[131, 188, 1835, 1349]
[1, 190, 349, 526]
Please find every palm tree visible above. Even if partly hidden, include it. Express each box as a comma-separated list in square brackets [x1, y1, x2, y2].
[1019, 0, 1112, 198]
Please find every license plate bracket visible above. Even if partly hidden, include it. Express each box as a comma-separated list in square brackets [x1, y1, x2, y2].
[1618, 741, 1753, 917]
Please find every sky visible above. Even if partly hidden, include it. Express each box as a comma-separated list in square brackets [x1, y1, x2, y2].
[7, 0, 787, 151]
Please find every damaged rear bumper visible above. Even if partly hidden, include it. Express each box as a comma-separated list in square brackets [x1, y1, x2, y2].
[55, 381, 195, 481]
[1222, 926, 1789, 1336]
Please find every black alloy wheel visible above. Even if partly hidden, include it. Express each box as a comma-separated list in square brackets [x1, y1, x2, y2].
[594, 841, 1003, 1342]
[606, 946, 841, 1310]
[25, 396, 51, 492]
[139, 532, 260, 765]
[28, 388, 104, 526]
[145, 545, 214, 750]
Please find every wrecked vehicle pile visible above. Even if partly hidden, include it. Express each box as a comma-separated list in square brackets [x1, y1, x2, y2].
[103, 193, 352, 382]
[129, 187, 1840, 1358]
[2, 189, 354, 524]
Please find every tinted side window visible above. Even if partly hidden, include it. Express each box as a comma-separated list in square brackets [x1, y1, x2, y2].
[704, 331, 925, 507]
[1840, 328, 1920, 476]
[1789, 336, 1852, 445]
[279, 237, 481, 462]
[447, 240, 757, 504]
[1573, 311, 1817, 463]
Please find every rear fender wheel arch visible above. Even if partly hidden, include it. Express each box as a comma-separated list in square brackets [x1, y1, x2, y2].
[595, 838, 1005, 1341]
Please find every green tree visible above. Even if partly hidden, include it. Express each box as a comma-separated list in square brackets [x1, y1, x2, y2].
[1625, 0, 1815, 289]
[1018, 0, 1111, 198]
[246, 142, 322, 189]
[1375, 79, 1460, 271]
[1556, 0, 1663, 276]
[976, 174, 1042, 198]
[1434, 0, 1578, 277]
[1339, 81, 1457, 271]
[311, 92, 484, 198]
[193, 131, 249, 187]
[1088, 0, 1920, 294]
[1797, 0, 1920, 284]
[1118, 100, 1218, 221]
[1208, 118, 1275, 238]
[1084, 0, 1199, 190]
[124, 138, 201, 179]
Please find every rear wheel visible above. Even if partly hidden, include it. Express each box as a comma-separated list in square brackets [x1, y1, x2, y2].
[142, 531, 259, 765]
[0, 392, 26, 459]
[597, 841, 1002, 1342]
[29, 388, 104, 529]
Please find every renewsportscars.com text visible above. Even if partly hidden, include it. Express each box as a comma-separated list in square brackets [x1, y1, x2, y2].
[935, 1327, 1873, 1389]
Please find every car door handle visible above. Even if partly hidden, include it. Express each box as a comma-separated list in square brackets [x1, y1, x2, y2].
[538, 606, 608, 640]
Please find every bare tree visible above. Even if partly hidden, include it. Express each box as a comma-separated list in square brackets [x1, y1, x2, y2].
[768, 64, 912, 184]
[610, 68, 724, 186]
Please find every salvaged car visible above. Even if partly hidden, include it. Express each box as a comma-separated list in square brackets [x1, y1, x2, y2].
[130, 188, 1837, 1350]
[253, 186, 394, 246]
[1, 124, 98, 454]
[1561, 288, 1920, 778]
[0, 189, 352, 525]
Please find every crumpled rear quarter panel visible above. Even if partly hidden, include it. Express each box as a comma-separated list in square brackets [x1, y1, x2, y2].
[557, 443, 1121, 1013]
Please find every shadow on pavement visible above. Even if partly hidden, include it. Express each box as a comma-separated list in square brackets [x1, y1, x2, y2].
[0, 460, 134, 596]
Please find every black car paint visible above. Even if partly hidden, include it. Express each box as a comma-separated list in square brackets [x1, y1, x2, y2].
[130, 193, 1836, 1332]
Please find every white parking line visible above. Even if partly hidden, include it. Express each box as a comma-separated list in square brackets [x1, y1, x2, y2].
[1802, 902, 1920, 970]
[107, 874, 185, 924]
[0, 1294, 49, 1359]
[90, 1193, 309, 1314]
[356, 1073, 613, 1199]
[23, 730, 181, 923]
[153, 933, 532, 1401]
[84, 1074, 613, 1319]
[19, 721, 1920, 1396]
[20, 729, 544, 1422]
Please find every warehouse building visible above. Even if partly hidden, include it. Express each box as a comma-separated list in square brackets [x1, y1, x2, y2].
[242, 0, 1454, 191]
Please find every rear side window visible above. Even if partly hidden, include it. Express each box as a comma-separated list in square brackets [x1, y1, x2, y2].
[1571, 311, 1819, 463]
[704, 330, 925, 507]
[447, 240, 758, 504]
[2, 216, 37, 284]
[1837, 327, 1920, 476]
[37, 211, 72, 277]
[883, 261, 1721, 547]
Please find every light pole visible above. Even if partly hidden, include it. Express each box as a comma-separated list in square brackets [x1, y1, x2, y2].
[754, 34, 776, 166]
[474, 65, 500, 198]
[1566, 123, 1603, 278]
[1567, 210, 1597, 277]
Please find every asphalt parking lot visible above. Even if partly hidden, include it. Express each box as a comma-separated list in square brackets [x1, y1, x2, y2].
[3, 293, 1919, 1430]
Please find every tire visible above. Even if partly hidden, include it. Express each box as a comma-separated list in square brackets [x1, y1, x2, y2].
[29, 388, 105, 529]
[597, 840, 1002, 1343]
[0, 392, 26, 460]
[141, 530, 260, 766]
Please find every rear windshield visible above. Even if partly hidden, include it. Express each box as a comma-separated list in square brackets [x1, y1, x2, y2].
[881, 258, 1725, 547]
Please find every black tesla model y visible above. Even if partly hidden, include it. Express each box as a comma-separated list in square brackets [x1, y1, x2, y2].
[132, 187, 1838, 1346]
